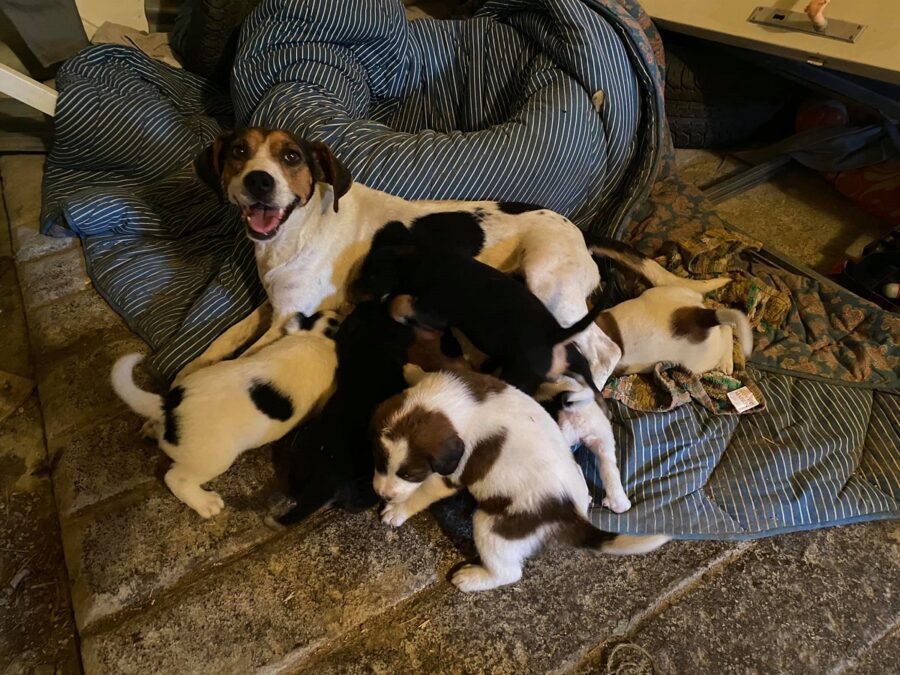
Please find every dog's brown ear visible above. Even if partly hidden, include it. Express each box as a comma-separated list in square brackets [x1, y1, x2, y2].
[312, 142, 352, 213]
[194, 131, 234, 198]
[370, 393, 406, 441]
[429, 433, 465, 476]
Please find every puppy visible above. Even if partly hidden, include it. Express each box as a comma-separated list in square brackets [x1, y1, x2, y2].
[371, 370, 669, 592]
[275, 301, 417, 525]
[595, 286, 753, 375]
[356, 222, 603, 394]
[536, 378, 631, 514]
[111, 314, 337, 518]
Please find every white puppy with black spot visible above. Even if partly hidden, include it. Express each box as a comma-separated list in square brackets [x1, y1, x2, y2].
[372, 370, 668, 592]
[110, 314, 337, 518]
[596, 286, 753, 376]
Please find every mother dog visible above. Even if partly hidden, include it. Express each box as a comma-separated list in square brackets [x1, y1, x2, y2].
[186, 128, 727, 381]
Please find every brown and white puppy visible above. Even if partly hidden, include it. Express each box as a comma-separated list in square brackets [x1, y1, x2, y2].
[185, 127, 729, 387]
[595, 286, 753, 376]
[371, 370, 668, 592]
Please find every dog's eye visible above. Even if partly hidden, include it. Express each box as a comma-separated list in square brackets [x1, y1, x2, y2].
[396, 467, 427, 483]
[231, 145, 247, 159]
[283, 150, 301, 165]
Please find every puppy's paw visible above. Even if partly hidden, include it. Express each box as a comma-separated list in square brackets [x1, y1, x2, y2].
[316, 310, 342, 337]
[190, 490, 225, 519]
[289, 310, 341, 337]
[381, 501, 411, 528]
[452, 564, 508, 592]
[140, 418, 160, 440]
[601, 493, 632, 514]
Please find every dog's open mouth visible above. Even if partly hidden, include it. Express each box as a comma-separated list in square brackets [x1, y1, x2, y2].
[241, 198, 300, 240]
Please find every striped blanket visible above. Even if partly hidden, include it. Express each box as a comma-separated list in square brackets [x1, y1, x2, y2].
[40, 0, 898, 538]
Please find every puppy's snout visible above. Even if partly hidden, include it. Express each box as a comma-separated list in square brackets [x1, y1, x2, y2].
[373, 476, 397, 503]
[244, 170, 275, 200]
[377, 483, 396, 501]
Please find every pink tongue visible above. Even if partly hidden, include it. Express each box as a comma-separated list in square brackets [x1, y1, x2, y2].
[246, 207, 283, 233]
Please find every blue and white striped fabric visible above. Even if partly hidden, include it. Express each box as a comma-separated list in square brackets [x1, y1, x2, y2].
[584, 370, 899, 538]
[41, 46, 263, 379]
[39, 0, 898, 538]
[233, 0, 640, 228]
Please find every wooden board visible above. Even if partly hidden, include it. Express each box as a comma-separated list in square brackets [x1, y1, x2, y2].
[640, 0, 900, 84]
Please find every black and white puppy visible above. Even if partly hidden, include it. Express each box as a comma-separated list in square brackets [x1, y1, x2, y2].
[371, 369, 669, 592]
[355, 222, 603, 395]
[275, 300, 418, 525]
[110, 314, 337, 518]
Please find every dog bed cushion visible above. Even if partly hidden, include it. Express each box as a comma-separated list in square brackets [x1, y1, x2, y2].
[233, 0, 641, 228]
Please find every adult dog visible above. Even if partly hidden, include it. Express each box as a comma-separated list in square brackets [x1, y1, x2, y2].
[186, 128, 728, 382]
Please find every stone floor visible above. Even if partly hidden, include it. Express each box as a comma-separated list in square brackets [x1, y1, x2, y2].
[0, 152, 897, 674]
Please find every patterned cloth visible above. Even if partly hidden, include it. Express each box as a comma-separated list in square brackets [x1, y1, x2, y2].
[585, 370, 898, 539]
[654, 228, 793, 329]
[630, 178, 900, 389]
[602, 357, 767, 416]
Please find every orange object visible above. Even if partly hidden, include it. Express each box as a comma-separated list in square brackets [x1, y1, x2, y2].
[830, 162, 900, 226]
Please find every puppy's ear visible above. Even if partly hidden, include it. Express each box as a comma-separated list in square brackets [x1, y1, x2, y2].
[355, 247, 401, 300]
[312, 142, 352, 213]
[194, 131, 235, 199]
[429, 433, 465, 476]
[371, 221, 412, 250]
[403, 363, 428, 386]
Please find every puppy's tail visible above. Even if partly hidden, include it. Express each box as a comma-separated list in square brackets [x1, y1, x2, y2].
[715, 308, 753, 358]
[555, 301, 607, 342]
[588, 240, 731, 294]
[110, 353, 162, 420]
[565, 513, 671, 555]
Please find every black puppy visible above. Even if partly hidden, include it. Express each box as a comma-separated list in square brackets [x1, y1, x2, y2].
[276, 301, 415, 525]
[355, 222, 603, 395]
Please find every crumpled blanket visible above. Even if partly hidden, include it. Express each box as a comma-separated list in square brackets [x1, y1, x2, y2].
[602, 228, 788, 414]
[601, 356, 766, 415]
[656, 227, 793, 329]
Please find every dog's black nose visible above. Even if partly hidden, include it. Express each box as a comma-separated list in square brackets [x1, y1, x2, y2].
[244, 171, 275, 200]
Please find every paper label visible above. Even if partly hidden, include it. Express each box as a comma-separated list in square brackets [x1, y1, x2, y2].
[727, 386, 760, 413]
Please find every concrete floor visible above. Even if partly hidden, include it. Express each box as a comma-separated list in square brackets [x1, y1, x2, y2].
[0, 152, 897, 674]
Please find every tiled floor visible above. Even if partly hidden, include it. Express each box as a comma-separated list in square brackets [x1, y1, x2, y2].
[0, 152, 897, 674]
